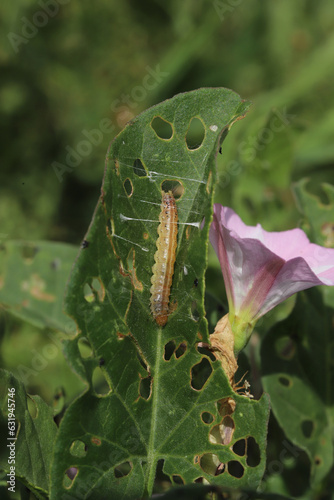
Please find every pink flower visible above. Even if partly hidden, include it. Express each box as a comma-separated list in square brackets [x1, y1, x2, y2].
[210, 205, 334, 353]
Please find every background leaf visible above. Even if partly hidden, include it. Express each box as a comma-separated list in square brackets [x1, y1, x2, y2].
[0, 369, 58, 498]
[293, 179, 334, 308]
[153, 483, 293, 500]
[0, 241, 77, 334]
[261, 289, 334, 488]
[50, 88, 270, 500]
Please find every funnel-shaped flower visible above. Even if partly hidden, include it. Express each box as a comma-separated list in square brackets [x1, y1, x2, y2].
[210, 204, 334, 353]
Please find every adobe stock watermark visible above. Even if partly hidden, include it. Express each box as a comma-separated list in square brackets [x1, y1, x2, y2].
[218, 107, 296, 190]
[7, 0, 70, 54]
[52, 64, 169, 183]
[15, 326, 74, 385]
[52, 118, 114, 183]
[213, 0, 244, 21]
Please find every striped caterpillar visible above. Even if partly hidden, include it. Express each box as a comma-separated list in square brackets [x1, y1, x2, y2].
[150, 191, 178, 327]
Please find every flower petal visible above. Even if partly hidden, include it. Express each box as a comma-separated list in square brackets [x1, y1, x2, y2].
[210, 204, 334, 323]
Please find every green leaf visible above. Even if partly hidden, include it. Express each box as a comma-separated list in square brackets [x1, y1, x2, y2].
[293, 179, 334, 307]
[50, 88, 270, 499]
[0, 240, 78, 333]
[154, 483, 294, 500]
[0, 369, 58, 498]
[261, 289, 334, 488]
[293, 179, 334, 248]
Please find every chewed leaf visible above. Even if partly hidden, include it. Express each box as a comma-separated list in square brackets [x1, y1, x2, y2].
[293, 179, 334, 307]
[50, 88, 270, 499]
[261, 289, 334, 487]
[0, 240, 77, 334]
[293, 179, 334, 248]
[0, 369, 58, 498]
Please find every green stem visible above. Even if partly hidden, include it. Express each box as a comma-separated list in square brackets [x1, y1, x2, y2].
[230, 314, 254, 355]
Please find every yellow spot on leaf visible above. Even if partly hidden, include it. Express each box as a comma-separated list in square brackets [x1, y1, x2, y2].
[21, 274, 56, 302]
[321, 222, 334, 247]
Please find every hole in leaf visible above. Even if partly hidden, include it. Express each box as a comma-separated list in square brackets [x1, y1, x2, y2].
[218, 398, 236, 417]
[315, 456, 322, 466]
[191, 301, 200, 322]
[161, 180, 184, 199]
[233, 439, 246, 457]
[139, 375, 152, 400]
[164, 340, 176, 361]
[123, 178, 133, 196]
[172, 475, 184, 485]
[209, 415, 235, 445]
[53, 387, 65, 415]
[70, 440, 87, 458]
[21, 244, 39, 261]
[275, 336, 296, 360]
[91, 278, 105, 302]
[227, 460, 244, 478]
[194, 476, 205, 483]
[201, 412, 214, 424]
[78, 337, 93, 359]
[133, 158, 147, 177]
[200, 454, 224, 476]
[278, 376, 292, 387]
[219, 128, 229, 149]
[156, 459, 172, 486]
[246, 436, 261, 467]
[197, 344, 216, 362]
[151, 116, 173, 139]
[83, 282, 95, 303]
[190, 357, 212, 390]
[63, 468, 78, 488]
[27, 396, 38, 419]
[136, 351, 149, 372]
[126, 249, 143, 292]
[206, 170, 213, 195]
[175, 342, 187, 359]
[92, 366, 111, 396]
[301, 420, 314, 439]
[107, 217, 114, 236]
[186, 117, 205, 150]
[114, 461, 132, 478]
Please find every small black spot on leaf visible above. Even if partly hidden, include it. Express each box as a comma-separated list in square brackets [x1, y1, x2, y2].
[81, 240, 90, 249]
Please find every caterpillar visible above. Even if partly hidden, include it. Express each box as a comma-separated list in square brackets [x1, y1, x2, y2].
[150, 191, 178, 327]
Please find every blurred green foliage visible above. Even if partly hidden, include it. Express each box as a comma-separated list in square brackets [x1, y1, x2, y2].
[1, 1, 334, 498]
[1, 0, 334, 242]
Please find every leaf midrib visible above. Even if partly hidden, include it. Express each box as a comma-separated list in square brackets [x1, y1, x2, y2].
[145, 328, 162, 495]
